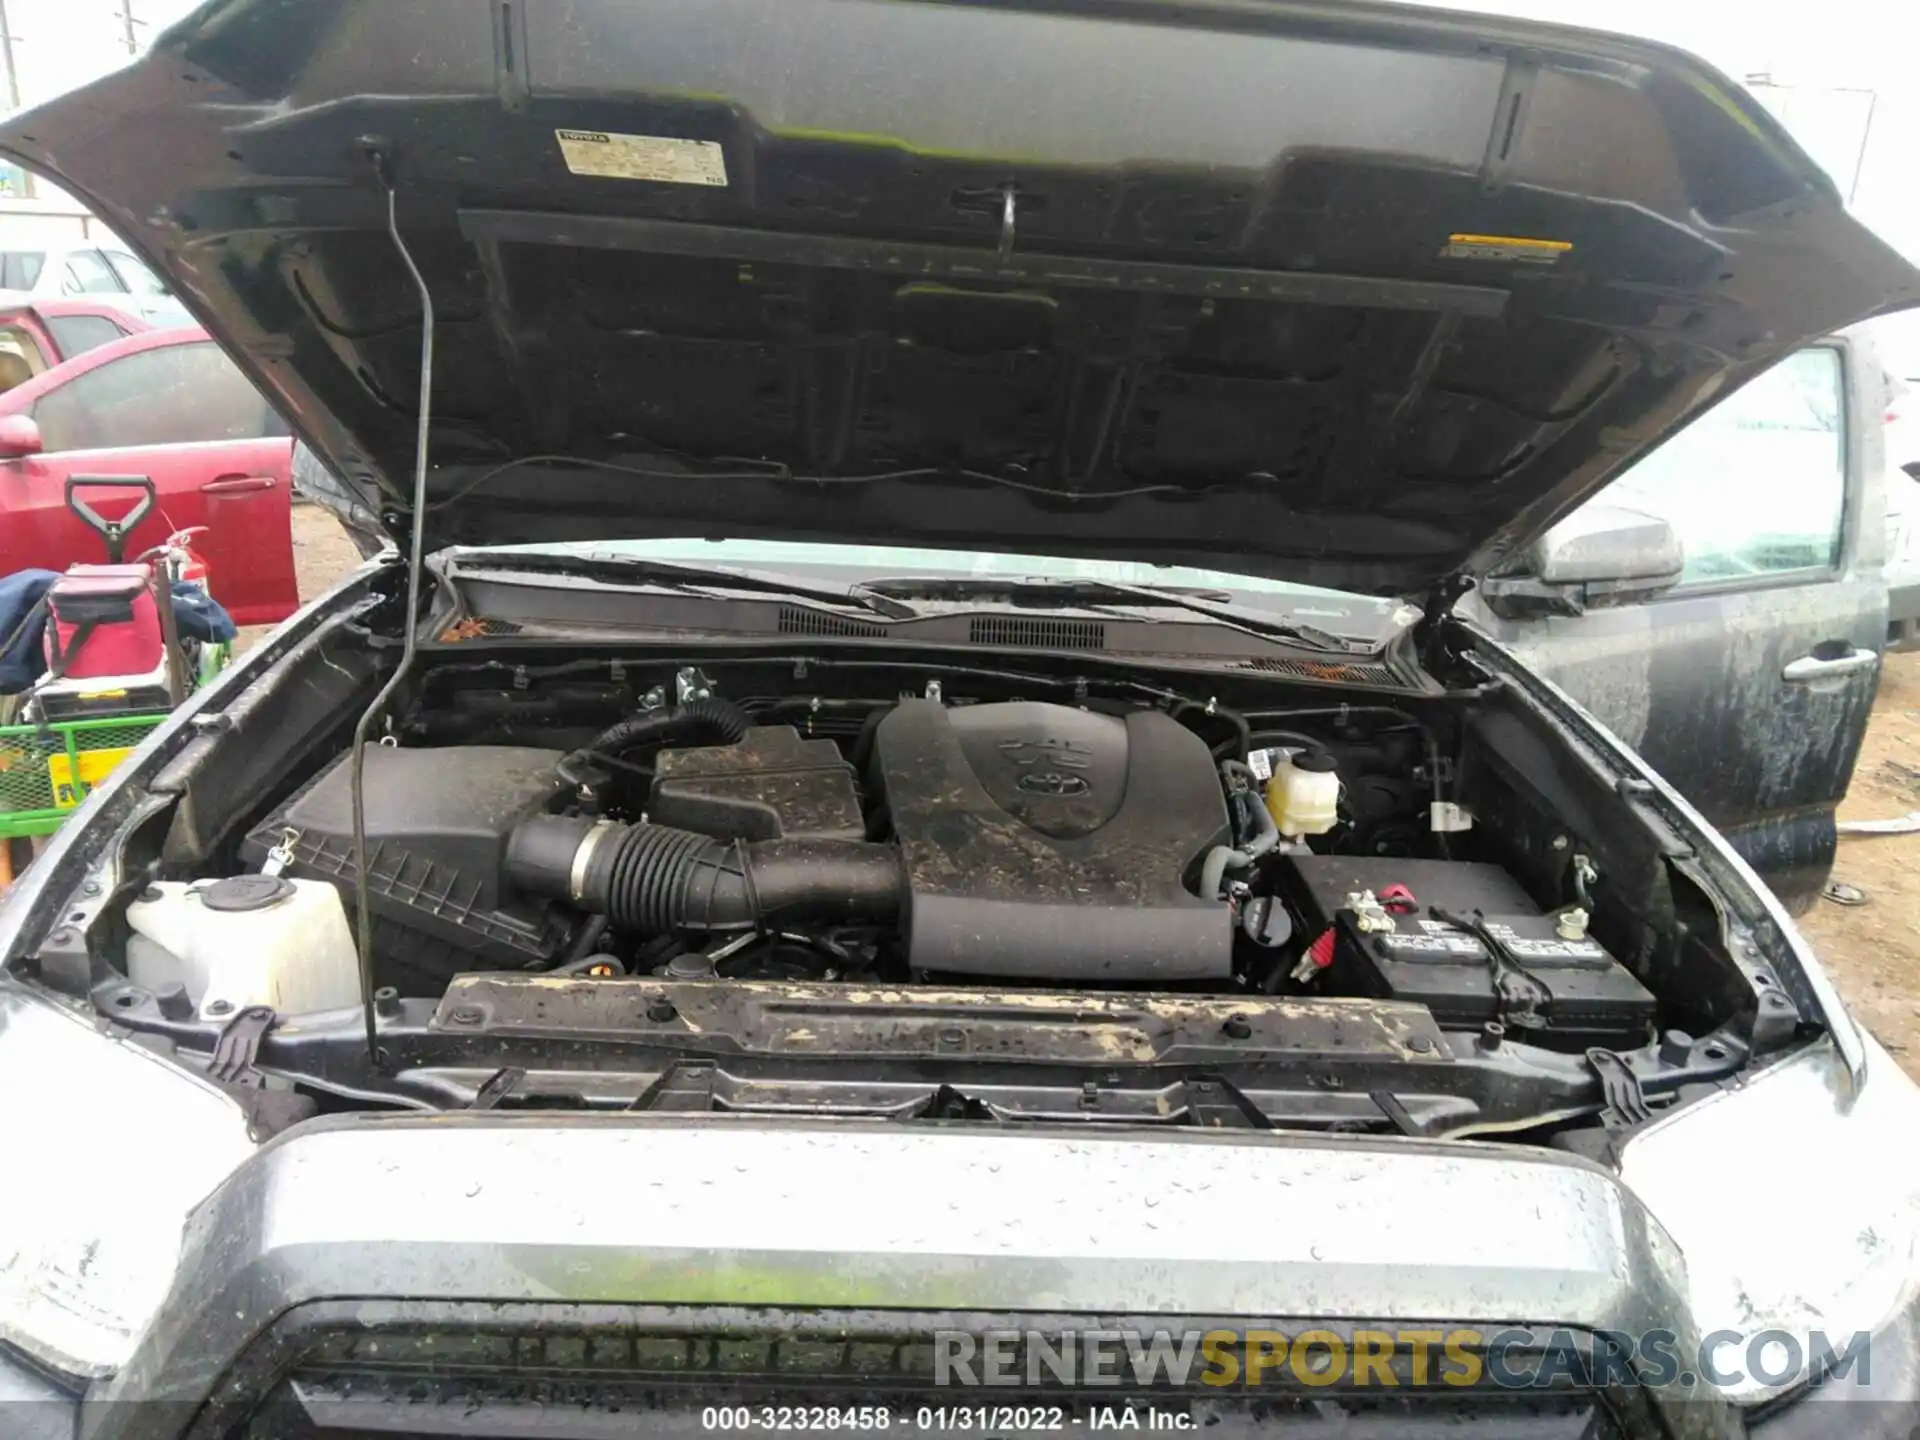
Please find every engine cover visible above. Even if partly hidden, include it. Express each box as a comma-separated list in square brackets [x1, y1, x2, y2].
[872, 699, 1230, 981]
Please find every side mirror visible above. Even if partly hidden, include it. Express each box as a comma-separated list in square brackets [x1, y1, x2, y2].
[0, 414, 43, 460]
[1482, 504, 1683, 619]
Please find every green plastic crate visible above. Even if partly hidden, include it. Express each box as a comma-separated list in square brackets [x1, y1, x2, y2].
[0, 713, 167, 839]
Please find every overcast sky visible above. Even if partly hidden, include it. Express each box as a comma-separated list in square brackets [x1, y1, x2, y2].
[2, 0, 197, 102]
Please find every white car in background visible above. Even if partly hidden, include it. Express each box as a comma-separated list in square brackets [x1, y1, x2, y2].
[0, 238, 191, 329]
[1883, 367, 1920, 649]
[1874, 305, 1920, 649]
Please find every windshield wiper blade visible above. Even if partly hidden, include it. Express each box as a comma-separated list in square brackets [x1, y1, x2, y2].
[865, 576, 1371, 654]
[451, 550, 916, 620]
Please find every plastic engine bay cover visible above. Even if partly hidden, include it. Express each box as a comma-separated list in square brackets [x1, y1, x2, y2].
[872, 699, 1231, 981]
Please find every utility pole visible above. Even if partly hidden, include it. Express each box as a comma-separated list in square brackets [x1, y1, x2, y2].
[1847, 91, 1879, 209]
[0, 0, 29, 199]
[117, 0, 145, 56]
[0, 0, 20, 113]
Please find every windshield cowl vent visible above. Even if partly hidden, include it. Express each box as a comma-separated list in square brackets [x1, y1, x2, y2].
[1233, 655, 1402, 687]
[969, 615, 1107, 650]
[777, 606, 890, 639]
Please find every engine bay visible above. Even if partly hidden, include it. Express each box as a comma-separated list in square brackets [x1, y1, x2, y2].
[47, 637, 1816, 1155]
[226, 675, 1663, 1040]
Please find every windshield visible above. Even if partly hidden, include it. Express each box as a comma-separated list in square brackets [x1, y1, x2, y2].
[1600, 347, 1845, 582]
[484, 537, 1415, 642]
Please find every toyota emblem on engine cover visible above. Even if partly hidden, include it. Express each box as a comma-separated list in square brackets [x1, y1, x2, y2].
[1017, 771, 1090, 797]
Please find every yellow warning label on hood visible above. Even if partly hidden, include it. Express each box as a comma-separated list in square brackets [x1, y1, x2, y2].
[1442, 233, 1573, 263]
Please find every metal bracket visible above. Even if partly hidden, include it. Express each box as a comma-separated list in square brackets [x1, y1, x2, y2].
[1571, 852, 1598, 907]
[918, 1083, 995, 1121]
[208, 1005, 316, 1141]
[1183, 1074, 1271, 1130]
[675, 666, 714, 704]
[1587, 1048, 1653, 1132]
[1369, 1089, 1422, 1137]
[630, 1059, 718, 1111]
[209, 1005, 275, 1084]
[260, 827, 300, 878]
[470, 1065, 527, 1111]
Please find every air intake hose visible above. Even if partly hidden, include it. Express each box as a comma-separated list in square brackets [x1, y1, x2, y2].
[585, 695, 750, 759]
[508, 814, 902, 934]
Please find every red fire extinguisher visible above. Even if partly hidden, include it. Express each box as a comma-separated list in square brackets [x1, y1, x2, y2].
[158, 526, 213, 598]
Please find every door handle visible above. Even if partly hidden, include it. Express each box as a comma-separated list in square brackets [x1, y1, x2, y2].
[199, 475, 276, 495]
[1782, 647, 1878, 683]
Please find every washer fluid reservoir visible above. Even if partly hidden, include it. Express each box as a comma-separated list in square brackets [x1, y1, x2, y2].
[126, 876, 361, 1020]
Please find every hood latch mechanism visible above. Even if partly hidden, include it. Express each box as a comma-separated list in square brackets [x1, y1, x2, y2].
[1417, 572, 1475, 671]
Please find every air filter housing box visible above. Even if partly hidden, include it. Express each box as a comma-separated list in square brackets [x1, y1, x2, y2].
[240, 745, 575, 993]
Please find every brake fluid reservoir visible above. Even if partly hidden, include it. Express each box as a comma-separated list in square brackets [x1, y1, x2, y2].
[1265, 750, 1340, 837]
[126, 876, 360, 1020]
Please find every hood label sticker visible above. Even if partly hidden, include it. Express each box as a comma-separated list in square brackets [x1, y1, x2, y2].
[555, 129, 728, 187]
[1442, 233, 1572, 264]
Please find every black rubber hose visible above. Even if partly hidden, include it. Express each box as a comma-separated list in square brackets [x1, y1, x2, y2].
[508, 815, 902, 935]
[1213, 728, 1333, 763]
[563, 913, 611, 961]
[585, 695, 750, 758]
[1172, 699, 1251, 762]
[849, 704, 893, 774]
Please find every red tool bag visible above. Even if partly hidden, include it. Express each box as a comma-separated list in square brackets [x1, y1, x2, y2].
[32, 476, 180, 715]
[44, 563, 165, 680]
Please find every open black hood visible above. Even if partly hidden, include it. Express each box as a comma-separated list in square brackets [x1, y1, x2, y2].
[6, 0, 1917, 596]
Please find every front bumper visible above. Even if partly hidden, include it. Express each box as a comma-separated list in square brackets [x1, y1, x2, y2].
[0, 1098, 1912, 1438]
[52, 1115, 1745, 1438]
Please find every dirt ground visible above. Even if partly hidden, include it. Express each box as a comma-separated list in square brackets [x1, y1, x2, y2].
[272, 504, 1920, 1076]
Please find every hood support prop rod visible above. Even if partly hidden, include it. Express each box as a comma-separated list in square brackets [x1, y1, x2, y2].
[349, 144, 436, 1067]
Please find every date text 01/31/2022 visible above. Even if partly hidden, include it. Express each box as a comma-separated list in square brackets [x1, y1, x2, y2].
[699, 1405, 1194, 1431]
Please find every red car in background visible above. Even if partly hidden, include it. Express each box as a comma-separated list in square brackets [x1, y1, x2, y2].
[0, 297, 149, 393]
[0, 325, 298, 627]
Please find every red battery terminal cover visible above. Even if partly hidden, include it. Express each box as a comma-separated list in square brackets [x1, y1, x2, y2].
[1377, 883, 1420, 913]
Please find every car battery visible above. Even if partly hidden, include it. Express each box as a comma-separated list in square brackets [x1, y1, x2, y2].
[1275, 854, 1655, 1040]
